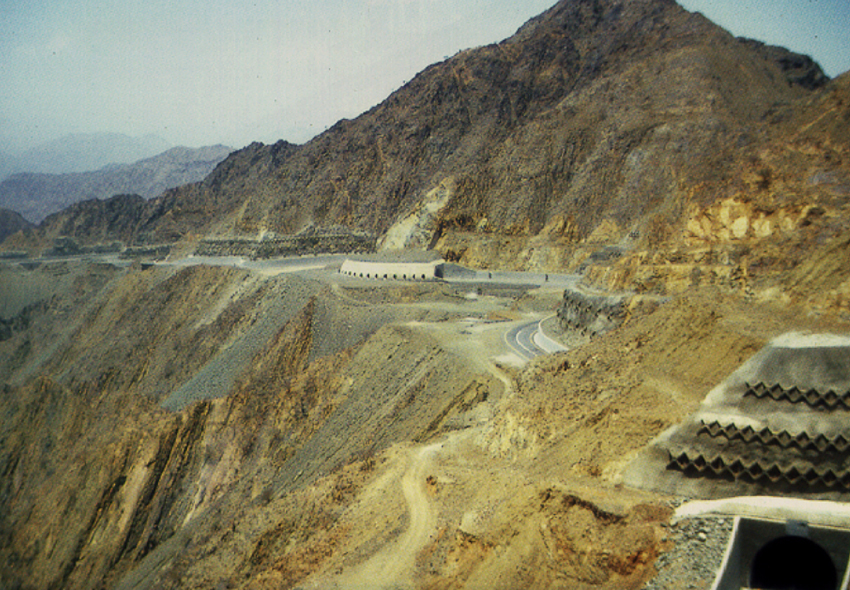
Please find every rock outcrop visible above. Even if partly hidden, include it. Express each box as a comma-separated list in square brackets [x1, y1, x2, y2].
[195, 228, 375, 259]
[557, 287, 629, 337]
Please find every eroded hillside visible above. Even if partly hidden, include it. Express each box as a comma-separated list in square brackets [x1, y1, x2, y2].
[0, 260, 517, 588]
[2, 0, 850, 588]
[2, 255, 847, 590]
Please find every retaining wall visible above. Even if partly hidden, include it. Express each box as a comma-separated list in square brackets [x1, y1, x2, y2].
[338, 259, 442, 281]
[197, 234, 375, 259]
[557, 288, 628, 337]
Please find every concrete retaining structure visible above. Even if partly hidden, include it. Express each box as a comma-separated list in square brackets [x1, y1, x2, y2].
[557, 287, 628, 337]
[197, 232, 375, 260]
[676, 498, 850, 590]
[623, 332, 850, 500]
[339, 259, 443, 281]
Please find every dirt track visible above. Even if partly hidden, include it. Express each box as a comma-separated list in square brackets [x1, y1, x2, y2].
[330, 442, 443, 590]
[300, 298, 531, 590]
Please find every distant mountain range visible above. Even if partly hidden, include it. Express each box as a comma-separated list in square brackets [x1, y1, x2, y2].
[0, 152, 20, 183]
[0, 145, 233, 223]
[1, 132, 174, 178]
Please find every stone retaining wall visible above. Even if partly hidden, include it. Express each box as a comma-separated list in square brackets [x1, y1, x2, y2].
[196, 233, 375, 259]
[556, 288, 628, 337]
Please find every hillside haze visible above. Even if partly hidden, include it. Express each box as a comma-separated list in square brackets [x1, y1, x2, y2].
[0, 145, 233, 223]
[2, 1, 850, 590]
[12, 132, 172, 175]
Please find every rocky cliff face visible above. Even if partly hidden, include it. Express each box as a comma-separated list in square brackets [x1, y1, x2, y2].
[582, 70, 850, 312]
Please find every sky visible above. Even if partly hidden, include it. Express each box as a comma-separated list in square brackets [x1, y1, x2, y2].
[1, 0, 848, 153]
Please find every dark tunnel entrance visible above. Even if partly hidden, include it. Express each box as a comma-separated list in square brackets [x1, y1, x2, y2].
[750, 536, 838, 590]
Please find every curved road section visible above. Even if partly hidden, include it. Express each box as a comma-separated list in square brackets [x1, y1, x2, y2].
[33, 252, 572, 362]
[505, 317, 568, 361]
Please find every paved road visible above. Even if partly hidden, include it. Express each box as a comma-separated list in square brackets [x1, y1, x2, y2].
[6, 251, 579, 289]
[159, 253, 349, 274]
[504, 317, 568, 361]
[505, 321, 543, 360]
[7, 251, 571, 360]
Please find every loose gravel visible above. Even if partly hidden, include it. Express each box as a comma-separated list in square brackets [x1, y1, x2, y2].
[644, 515, 734, 590]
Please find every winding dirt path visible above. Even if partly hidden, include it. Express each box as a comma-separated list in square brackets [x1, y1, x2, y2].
[333, 442, 443, 590]
[311, 313, 525, 589]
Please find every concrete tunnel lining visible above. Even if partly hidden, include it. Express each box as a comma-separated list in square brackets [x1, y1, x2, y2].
[339, 258, 442, 281]
[677, 499, 850, 590]
[750, 535, 837, 590]
[709, 517, 850, 590]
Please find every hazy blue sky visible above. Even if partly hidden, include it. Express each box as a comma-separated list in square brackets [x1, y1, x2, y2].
[1, 0, 848, 152]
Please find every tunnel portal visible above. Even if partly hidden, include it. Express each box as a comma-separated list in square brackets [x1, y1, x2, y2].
[750, 535, 837, 590]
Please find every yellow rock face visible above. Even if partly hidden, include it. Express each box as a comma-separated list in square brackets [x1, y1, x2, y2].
[685, 198, 826, 244]
[584, 219, 622, 244]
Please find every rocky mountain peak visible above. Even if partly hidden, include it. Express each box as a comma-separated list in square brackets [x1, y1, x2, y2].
[735, 37, 829, 90]
[1, 0, 839, 300]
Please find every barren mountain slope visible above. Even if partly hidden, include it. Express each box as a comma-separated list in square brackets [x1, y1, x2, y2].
[578, 71, 850, 312]
[6, 0, 831, 272]
[2, 1, 850, 589]
[155, 0, 824, 247]
[3, 258, 846, 590]
[0, 261, 516, 588]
